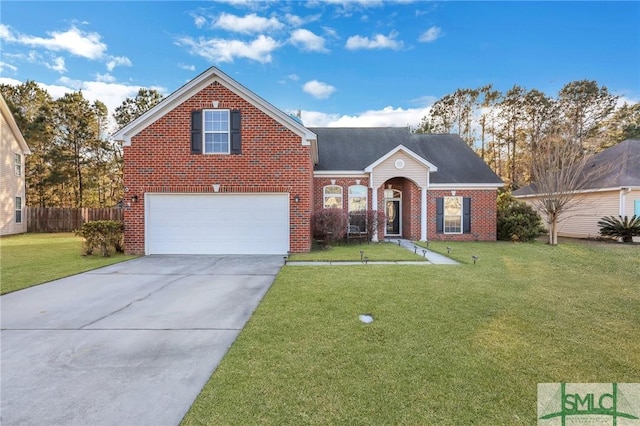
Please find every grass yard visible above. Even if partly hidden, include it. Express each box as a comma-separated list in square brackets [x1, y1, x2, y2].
[0, 233, 137, 294]
[289, 241, 424, 262]
[182, 240, 640, 425]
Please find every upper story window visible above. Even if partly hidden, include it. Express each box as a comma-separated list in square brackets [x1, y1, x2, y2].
[15, 153, 21, 176]
[191, 109, 241, 155]
[444, 196, 462, 234]
[323, 185, 343, 209]
[204, 110, 230, 153]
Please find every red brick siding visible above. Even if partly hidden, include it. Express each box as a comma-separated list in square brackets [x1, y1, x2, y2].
[311, 178, 497, 241]
[313, 177, 371, 211]
[427, 189, 497, 241]
[124, 81, 313, 254]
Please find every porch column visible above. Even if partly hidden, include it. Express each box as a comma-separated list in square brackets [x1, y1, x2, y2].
[420, 185, 427, 241]
[371, 184, 379, 242]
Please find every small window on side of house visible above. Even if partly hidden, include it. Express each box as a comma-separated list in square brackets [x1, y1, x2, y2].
[15, 196, 22, 223]
[323, 185, 343, 209]
[15, 153, 21, 176]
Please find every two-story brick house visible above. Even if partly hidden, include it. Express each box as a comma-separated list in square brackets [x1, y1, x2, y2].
[113, 67, 503, 255]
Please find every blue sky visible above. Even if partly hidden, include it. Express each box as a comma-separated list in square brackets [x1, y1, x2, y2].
[1, 1, 638, 129]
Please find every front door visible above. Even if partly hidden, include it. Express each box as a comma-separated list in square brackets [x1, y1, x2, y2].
[385, 200, 401, 235]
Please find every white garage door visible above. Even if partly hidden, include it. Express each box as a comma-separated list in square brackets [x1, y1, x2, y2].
[146, 193, 289, 255]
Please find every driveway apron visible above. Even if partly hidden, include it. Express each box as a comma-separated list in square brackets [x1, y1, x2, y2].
[1, 255, 282, 426]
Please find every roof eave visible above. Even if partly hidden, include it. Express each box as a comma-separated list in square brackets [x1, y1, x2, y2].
[0, 95, 31, 154]
[430, 183, 504, 190]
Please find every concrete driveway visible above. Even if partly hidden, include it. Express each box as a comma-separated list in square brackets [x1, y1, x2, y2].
[1, 255, 283, 426]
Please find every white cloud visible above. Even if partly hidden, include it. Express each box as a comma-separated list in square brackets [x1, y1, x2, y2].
[345, 31, 403, 50]
[290, 29, 328, 53]
[322, 26, 339, 39]
[301, 104, 432, 128]
[0, 24, 12, 40]
[303, 80, 336, 99]
[176, 35, 280, 63]
[106, 56, 132, 71]
[0, 77, 22, 86]
[0, 24, 107, 60]
[419, 26, 442, 43]
[214, 13, 284, 34]
[96, 73, 116, 83]
[284, 13, 305, 27]
[193, 15, 208, 29]
[45, 56, 66, 73]
[0, 61, 18, 74]
[179, 63, 196, 71]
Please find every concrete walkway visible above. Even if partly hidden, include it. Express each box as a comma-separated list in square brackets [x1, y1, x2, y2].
[286, 239, 458, 266]
[395, 238, 459, 264]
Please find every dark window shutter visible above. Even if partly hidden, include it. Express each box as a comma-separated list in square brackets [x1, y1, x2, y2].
[230, 110, 241, 154]
[463, 197, 471, 234]
[436, 197, 444, 233]
[191, 110, 202, 154]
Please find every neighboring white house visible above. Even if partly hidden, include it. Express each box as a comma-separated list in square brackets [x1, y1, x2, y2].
[514, 139, 640, 240]
[1, 94, 31, 236]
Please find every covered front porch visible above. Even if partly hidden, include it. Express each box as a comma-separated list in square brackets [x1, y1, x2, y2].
[366, 145, 436, 243]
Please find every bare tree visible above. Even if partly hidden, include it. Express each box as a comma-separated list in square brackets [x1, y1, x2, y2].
[529, 132, 611, 245]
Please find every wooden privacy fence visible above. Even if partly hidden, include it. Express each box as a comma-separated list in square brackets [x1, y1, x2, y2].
[26, 207, 124, 232]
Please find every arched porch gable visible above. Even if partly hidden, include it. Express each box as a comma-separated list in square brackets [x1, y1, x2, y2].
[364, 145, 437, 242]
[364, 145, 437, 189]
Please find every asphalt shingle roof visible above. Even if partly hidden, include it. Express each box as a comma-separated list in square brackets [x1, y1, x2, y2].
[310, 127, 503, 185]
[513, 139, 640, 196]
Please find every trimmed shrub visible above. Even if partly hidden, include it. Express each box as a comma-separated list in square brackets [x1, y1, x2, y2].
[75, 220, 124, 256]
[313, 208, 348, 246]
[497, 192, 543, 242]
[598, 215, 640, 243]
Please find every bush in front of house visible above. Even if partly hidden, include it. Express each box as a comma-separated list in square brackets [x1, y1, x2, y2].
[313, 208, 348, 246]
[497, 192, 544, 242]
[598, 215, 640, 243]
[75, 220, 124, 256]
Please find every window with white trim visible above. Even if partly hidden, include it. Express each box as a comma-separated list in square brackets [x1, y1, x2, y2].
[204, 110, 230, 153]
[323, 185, 343, 209]
[191, 109, 241, 155]
[15, 153, 21, 176]
[15, 196, 22, 223]
[348, 185, 367, 212]
[444, 196, 462, 233]
[348, 185, 367, 231]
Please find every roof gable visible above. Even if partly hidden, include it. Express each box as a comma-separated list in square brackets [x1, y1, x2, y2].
[1, 94, 31, 154]
[112, 67, 317, 151]
[364, 144, 438, 172]
[514, 139, 640, 196]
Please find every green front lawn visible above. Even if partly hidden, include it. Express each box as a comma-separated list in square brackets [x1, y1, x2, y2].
[289, 241, 424, 262]
[0, 233, 137, 294]
[182, 240, 640, 425]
